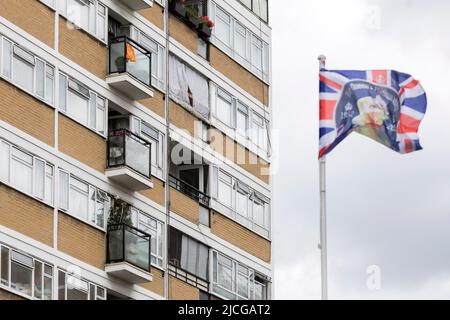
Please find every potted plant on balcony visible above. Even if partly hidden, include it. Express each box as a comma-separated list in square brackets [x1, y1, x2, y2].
[169, 0, 186, 18]
[108, 196, 133, 226]
[197, 15, 214, 39]
[185, 4, 202, 28]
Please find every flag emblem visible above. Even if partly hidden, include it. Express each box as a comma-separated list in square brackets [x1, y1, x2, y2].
[319, 69, 427, 158]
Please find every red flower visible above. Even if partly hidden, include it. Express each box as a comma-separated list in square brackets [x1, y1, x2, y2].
[200, 16, 215, 28]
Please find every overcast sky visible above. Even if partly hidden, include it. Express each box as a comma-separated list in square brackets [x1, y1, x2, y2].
[271, 0, 450, 299]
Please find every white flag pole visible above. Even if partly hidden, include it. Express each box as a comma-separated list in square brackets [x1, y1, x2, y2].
[318, 54, 328, 300]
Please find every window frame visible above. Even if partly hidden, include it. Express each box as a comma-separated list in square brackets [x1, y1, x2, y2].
[58, 169, 110, 230]
[130, 207, 165, 268]
[1, 37, 55, 106]
[216, 88, 234, 128]
[130, 116, 165, 175]
[56, 0, 108, 43]
[0, 140, 55, 206]
[215, 169, 270, 237]
[0, 244, 54, 300]
[58, 269, 106, 300]
[211, 3, 270, 82]
[211, 250, 268, 301]
[59, 73, 107, 136]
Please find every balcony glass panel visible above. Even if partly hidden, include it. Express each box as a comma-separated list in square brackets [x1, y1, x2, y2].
[108, 129, 151, 178]
[107, 224, 151, 272]
[108, 37, 152, 87]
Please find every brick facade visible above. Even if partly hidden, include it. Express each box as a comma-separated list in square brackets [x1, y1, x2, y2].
[0, 79, 55, 146]
[58, 114, 107, 173]
[139, 177, 166, 206]
[140, 268, 165, 297]
[0, 0, 54, 48]
[170, 187, 200, 224]
[211, 211, 271, 263]
[169, 14, 198, 55]
[57, 212, 106, 269]
[210, 45, 270, 106]
[209, 128, 270, 184]
[0, 288, 24, 300]
[58, 18, 107, 79]
[169, 276, 200, 300]
[139, 2, 165, 31]
[0, 184, 53, 247]
[139, 90, 166, 118]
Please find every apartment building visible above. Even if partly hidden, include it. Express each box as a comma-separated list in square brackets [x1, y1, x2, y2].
[0, 0, 272, 300]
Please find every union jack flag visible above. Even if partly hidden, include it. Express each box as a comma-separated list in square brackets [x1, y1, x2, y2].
[319, 69, 427, 158]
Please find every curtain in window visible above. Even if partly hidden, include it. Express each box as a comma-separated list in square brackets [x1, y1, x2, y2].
[169, 55, 189, 105]
[186, 66, 210, 118]
[197, 244, 209, 280]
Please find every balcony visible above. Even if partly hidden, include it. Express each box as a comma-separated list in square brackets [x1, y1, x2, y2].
[106, 129, 153, 191]
[118, 0, 152, 10]
[106, 223, 152, 284]
[107, 36, 154, 100]
[169, 175, 210, 208]
[169, 0, 214, 40]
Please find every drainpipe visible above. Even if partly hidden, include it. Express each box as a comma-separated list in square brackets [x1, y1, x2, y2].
[163, 0, 171, 301]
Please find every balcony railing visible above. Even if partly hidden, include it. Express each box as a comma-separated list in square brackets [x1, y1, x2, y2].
[108, 36, 152, 87]
[106, 223, 151, 273]
[169, 175, 210, 208]
[169, 0, 213, 39]
[107, 129, 152, 179]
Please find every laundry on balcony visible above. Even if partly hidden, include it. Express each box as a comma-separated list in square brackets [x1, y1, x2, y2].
[126, 43, 136, 63]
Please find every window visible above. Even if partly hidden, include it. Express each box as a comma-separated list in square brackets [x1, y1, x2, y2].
[234, 22, 247, 58]
[0, 141, 54, 205]
[1, 247, 9, 286]
[2, 39, 12, 78]
[218, 171, 233, 208]
[253, 0, 269, 22]
[169, 55, 210, 118]
[215, 7, 232, 47]
[215, 169, 270, 237]
[0, 245, 53, 300]
[198, 38, 208, 60]
[251, 112, 267, 150]
[58, 269, 106, 300]
[213, 85, 269, 152]
[130, 117, 165, 175]
[11, 147, 33, 195]
[236, 102, 249, 135]
[1, 37, 55, 104]
[169, 229, 209, 280]
[212, 251, 268, 300]
[60, 0, 107, 42]
[59, 170, 110, 229]
[211, 4, 270, 81]
[131, 208, 164, 267]
[251, 35, 263, 72]
[216, 89, 233, 127]
[238, 0, 268, 22]
[34, 261, 53, 300]
[12, 46, 34, 92]
[59, 73, 107, 135]
[136, 30, 165, 90]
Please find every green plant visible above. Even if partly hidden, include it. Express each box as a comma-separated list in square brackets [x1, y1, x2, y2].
[108, 197, 133, 226]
